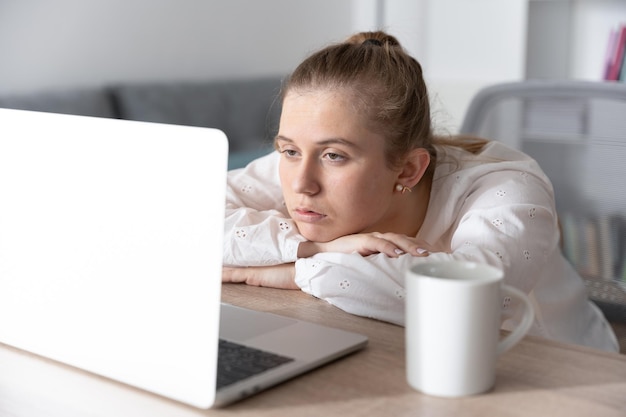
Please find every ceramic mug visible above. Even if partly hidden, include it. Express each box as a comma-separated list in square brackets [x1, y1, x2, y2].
[405, 260, 534, 397]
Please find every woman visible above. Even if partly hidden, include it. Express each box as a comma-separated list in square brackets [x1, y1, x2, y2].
[222, 31, 618, 352]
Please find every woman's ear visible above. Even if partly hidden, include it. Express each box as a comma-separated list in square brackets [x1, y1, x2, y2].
[397, 148, 431, 188]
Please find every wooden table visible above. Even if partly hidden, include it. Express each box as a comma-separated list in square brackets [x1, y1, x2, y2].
[1, 284, 625, 416]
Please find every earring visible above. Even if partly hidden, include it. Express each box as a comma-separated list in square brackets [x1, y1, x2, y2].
[395, 184, 412, 194]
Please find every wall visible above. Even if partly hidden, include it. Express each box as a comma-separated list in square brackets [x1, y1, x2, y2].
[0, 0, 360, 94]
[383, 0, 528, 133]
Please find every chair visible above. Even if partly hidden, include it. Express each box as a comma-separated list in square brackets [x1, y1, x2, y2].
[459, 80, 626, 353]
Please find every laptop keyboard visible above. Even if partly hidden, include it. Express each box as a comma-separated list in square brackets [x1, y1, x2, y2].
[217, 339, 294, 389]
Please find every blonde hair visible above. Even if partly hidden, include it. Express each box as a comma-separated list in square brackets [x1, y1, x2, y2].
[282, 31, 488, 170]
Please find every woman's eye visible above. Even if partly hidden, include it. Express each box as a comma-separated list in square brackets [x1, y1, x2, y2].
[281, 149, 298, 157]
[325, 152, 346, 162]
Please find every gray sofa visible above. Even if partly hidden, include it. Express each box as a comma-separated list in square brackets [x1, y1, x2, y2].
[0, 76, 284, 169]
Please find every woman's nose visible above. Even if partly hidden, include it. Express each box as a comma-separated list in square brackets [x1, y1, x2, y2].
[292, 158, 321, 195]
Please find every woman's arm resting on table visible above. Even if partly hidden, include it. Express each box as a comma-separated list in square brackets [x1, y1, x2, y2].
[223, 232, 430, 290]
[222, 263, 298, 289]
[297, 232, 432, 258]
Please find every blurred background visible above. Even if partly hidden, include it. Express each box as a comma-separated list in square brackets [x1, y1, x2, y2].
[1, 0, 625, 132]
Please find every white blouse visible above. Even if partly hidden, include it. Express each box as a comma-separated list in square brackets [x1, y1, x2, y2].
[224, 141, 619, 352]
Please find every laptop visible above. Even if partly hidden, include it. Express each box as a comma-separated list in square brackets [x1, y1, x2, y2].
[0, 108, 368, 409]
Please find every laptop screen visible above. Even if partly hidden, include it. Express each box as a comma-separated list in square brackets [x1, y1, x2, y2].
[0, 108, 228, 407]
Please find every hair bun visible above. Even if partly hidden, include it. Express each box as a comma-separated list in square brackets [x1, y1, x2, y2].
[362, 38, 383, 47]
[346, 31, 401, 48]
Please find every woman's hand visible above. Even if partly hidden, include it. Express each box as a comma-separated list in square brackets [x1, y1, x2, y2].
[298, 232, 432, 259]
[222, 263, 298, 289]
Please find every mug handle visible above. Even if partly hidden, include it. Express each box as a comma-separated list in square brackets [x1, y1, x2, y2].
[497, 284, 535, 355]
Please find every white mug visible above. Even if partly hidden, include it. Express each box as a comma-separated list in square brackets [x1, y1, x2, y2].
[405, 260, 534, 397]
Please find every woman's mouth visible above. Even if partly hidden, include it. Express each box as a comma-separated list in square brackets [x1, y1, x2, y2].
[293, 208, 326, 223]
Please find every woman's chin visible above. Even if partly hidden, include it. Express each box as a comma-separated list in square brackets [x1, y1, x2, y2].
[298, 225, 341, 243]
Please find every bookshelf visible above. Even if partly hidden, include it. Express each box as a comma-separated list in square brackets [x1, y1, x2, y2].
[379, 0, 626, 132]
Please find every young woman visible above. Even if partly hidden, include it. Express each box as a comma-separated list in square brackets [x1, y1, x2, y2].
[222, 31, 618, 352]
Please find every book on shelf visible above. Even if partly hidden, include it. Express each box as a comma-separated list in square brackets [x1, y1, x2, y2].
[596, 216, 613, 280]
[560, 212, 626, 284]
[604, 24, 626, 81]
[618, 46, 626, 82]
[604, 28, 618, 80]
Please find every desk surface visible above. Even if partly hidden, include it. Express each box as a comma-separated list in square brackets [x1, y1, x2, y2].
[1, 284, 625, 417]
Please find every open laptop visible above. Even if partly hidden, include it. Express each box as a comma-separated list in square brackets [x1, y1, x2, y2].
[0, 108, 368, 409]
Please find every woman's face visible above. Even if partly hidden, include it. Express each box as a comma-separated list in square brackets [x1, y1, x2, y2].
[276, 89, 402, 243]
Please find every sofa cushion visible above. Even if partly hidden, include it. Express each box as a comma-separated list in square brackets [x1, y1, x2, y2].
[112, 82, 228, 130]
[219, 78, 283, 152]
[112, 77, 283, 154]
[0, 89, 116, 118]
